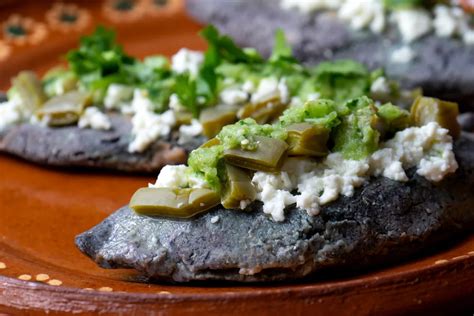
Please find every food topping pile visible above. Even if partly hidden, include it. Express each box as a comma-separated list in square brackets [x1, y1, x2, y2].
[131, 95, 460, 221]
[0, 26, 412, 153]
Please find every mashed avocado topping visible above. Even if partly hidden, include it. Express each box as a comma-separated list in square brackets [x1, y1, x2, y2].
[188, 145, 224, 192]
[218, 118, 288, 150]
[333, 105, 381, 160]
[132, 95, 460, 221]
[279, 99, 340, 128]
[187, 97, 407, 186]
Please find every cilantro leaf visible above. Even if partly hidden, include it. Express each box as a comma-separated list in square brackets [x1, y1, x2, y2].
[269, 29, 294, 62]
[67, 26, 135, 78]
[66, 26, 137, 101]
[200, 25, 262, 64]
[175, 73, 200, 117]
[313, 60, 371, 103]
[383, 0, 424, 9]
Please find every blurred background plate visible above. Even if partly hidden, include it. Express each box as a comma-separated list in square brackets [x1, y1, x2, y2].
[0, 1, 474, 315]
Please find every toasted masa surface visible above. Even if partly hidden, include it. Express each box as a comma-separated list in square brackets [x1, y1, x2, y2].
[0, 113, 204, 173]
[75, 134, 474, 282]
[185, 0, 474, 110]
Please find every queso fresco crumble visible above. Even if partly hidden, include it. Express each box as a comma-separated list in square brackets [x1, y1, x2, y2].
[280, 0, 474, 45]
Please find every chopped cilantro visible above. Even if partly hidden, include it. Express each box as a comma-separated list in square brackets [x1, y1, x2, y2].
[383, 0, 424, 9]
[66, 26, 137, 102]
[200, 25, 263, 64]
[313, 60, 372, 103]
[269, 29, 294, 63]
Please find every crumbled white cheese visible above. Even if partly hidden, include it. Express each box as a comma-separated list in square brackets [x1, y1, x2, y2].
[220, 87, 249, 105]
[278, 78, 290, 104]
[252, 171, 295, 222]
[307, 93, 321, 101]
[178, 119, 203, 145]
[281, 0, 385, 33]
[251, 77, 280, 104]
[120, 105, 134, 115]
[150, 164, 207, 189]
[464, 29, 474, 45]
[151, 165, 189, 188]
[242, 80, 256, 94]
[0, 89, 45, 131]
[290, 93, 320, 108]
[370, 148, 408, 181]
[78, 107, 112, 130]
[280, 0, 343, 13]
[251, 77, 289, 104]
[250, 122, 456, 221]
[280, 1, 474, 44]
[104, 84, 133, 110]
[382, 122, 458, 182]
[171, 48, 204, 77]
[370, 76, 391, 96]
[338, 0, 385, 33]
[433, 5, 458, 37]
[128, 89, 176, 153]
[210, 215, 220, 224]
[433, 5, 474, 45]
[239, 199, 251, 210]
[390, 45, 415, 64]
[0, 97, 22, 131]
[131, 89, 154, 113]
[296, 154, 369, 216]
[289, 97, 303, 107]
[392, 9, 432, 43]
[128, 108, 176, 153]
[169, 93, 185, 112]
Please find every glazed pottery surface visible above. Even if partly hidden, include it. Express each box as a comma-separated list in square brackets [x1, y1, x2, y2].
[0, 1, 473, 315]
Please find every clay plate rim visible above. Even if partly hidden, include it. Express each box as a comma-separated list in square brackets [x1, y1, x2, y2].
[1, 1, 474, 314]
[1, 253, 474, 300]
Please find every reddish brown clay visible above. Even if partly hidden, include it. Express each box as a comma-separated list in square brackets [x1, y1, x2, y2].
[0, 1, 474, 315]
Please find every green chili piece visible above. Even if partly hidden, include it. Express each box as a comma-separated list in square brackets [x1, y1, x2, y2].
[221, 164, 256, 209]
[175, 111, 193, 126]
[11, 71, 47, 111]
[224, 136, 288, 171]
[237, 99, 286, 124]
[410, 96, 460, 138]
[130, 187, 220, 218]
[36, 91, 91, 126]
[286, 123, 329, 157]
[200, 105, 238, 138]
[199, 137, 221, 148]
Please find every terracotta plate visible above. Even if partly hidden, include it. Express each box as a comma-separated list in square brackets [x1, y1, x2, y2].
[1, 1, 474, 315]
